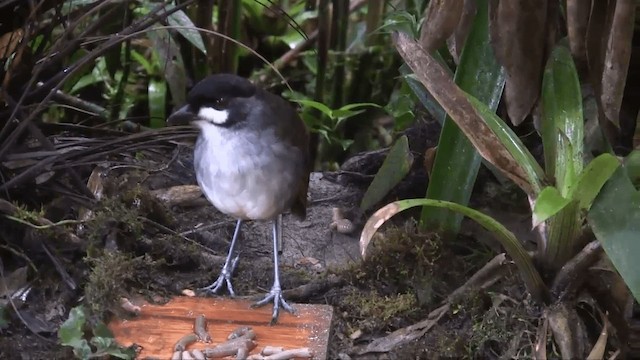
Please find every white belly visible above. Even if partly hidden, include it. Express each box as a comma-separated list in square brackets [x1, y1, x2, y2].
[193, 122, 303, 220]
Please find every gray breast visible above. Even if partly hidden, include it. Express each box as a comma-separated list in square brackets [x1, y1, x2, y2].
[193, 122, 305, 220]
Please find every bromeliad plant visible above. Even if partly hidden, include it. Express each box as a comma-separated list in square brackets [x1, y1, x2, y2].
[360, 26, 638, 360]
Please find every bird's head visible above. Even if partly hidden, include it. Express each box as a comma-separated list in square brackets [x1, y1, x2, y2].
[166, 74, 258, 129]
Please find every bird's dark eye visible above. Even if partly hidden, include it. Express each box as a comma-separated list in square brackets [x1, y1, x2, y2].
[212, 97, 228, 110]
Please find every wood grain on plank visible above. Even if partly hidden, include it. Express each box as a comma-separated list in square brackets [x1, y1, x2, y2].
[108, 296, 333, 359]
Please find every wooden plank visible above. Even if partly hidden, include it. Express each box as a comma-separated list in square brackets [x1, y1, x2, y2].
[108, 297, 333, 359]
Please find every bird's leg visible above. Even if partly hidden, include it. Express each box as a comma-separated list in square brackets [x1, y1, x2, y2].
[276, 214, 283, 254]
[200, 219, 243, 296]
[251, 218, 296, 325]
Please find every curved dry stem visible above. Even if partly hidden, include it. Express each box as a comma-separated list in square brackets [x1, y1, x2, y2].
[546, 302, 588, 359]
[550, 240, 602, 300]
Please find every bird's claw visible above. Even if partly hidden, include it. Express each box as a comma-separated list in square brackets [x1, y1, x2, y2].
[199, 255, 240, 296]
[251, 285, 296, 325]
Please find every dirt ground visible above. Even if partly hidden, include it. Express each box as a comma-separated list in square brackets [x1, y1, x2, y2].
[0, 135, 558, 359]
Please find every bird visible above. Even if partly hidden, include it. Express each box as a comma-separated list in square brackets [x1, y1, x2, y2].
[167, 73, 310, 324]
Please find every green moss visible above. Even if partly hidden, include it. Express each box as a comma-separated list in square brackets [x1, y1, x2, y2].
[342, 290, 417, 332]
[119, 186, 174, 227]
[343, 221, 451, 307]
[84, 251, 160, 316]
[85, 196, 143, 250]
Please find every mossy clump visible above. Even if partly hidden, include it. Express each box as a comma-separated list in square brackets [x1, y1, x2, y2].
[84, 186, 176, 256]
[342, 289, 417, 332]
[119, 186, 174, 227]
[85, 196, 144, 251]
[439, 287, 537, 359]
[345, 221, 454, 307]
[143, 233, 204, 269]
[84, 251, 161, 316]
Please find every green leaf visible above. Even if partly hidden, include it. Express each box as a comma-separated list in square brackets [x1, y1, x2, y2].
[92, 322, 114, 339]
[72, 340, 92, 360]
[0, 306, 8, 329]
[360, 199, 548, 302]
[91, 334, 135, 359]
[623, 150, 640, 188]
[69, 72, 103, 95]
[101, 347, 135, 359]
[147, 26, 186, 106]
[379, 10, 420, 38]
[538, 44, 585, 268]
[569, 153, 620, 210]
[148, 79, 167, 128]
[59, 306, 93, 359]
[533, 187, 571, 227]
[466, 95, 545, 193]
[167, 8, 207, 54]
[360, 136, 414, 211]
[588, 163, 640, 303]
[337, 138, 354, 151]
[421, 0, 506, 234]
[385, 80, 417, 130]
[58, 306, 86, 346]
[292, 99, 333, 118]
[400, 65, 446, 122]
[130, 50, 153, 74]
[331, 108, 366, 121]
[541, 44, 584, 196]
[337, 102, 381, 112]
[91, 335, 115, 349]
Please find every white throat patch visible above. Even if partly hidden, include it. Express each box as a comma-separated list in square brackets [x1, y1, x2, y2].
[198, 107, 229, 125]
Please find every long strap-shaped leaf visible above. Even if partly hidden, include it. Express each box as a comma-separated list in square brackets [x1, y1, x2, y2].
[421, 0, 505, 234]
[394, 31, 543, 196]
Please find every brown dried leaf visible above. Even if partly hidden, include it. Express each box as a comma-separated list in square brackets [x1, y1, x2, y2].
[420, 0, 464, 52]
[359, 202, 401, 258]
[394, 32, 535, 194]
[447, 0, 477, 63]
[600, 0, 635, 128]
[586, 0, 609, 85]
[586, 311, 609, 360]
[0, 29, 23, 59]
[566, 0, 591, 66]
[586, 0, 618, 144]
[489, 0, 548, 125]
[546, 303, 587, 358]
[534, 316, 548, 360]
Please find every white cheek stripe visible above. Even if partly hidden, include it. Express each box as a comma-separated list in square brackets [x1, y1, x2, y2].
[198, 107, 229, 125]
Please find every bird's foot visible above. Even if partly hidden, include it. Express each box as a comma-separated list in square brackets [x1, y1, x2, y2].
[199, 255, 240, 296]
[251, 285, 296, 325]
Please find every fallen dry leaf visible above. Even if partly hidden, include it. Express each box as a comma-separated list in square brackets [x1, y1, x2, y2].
[359, 202, 400, 258]
[419, 0, 463, 53]
[489, 0, 548, 125]
[0, 29, 24, 59]
[447, 0, 477, 63]
[600, 0, 635, 129]
[566, 0, 591, 68]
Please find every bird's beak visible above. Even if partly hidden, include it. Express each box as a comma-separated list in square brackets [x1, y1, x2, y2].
[167, 105, 195, 126]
